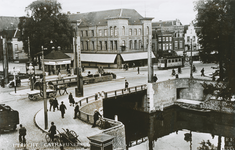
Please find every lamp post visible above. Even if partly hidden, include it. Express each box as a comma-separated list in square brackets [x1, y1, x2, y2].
[12, 67, 17, 93]
[27, 63, 34, 90]
[190, 38, 193, 79]
[41, 46, 48, 129]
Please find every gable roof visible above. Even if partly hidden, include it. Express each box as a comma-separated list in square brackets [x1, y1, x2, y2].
[0, 16, 19, 32]
[152, 19, 183, 27]
[69, 9, 144, 27]
[44, 50, 71, 60]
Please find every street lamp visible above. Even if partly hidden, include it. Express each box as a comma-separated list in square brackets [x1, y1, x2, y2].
[41, 46, 48, 129]
[12, 67, 18, 93]
[190, 38, 193, 79]
[27, 63, 34, 91]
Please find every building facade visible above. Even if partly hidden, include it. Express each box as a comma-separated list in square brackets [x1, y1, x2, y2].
[152, 19, 185, 57]
[69, 9, 154, 68]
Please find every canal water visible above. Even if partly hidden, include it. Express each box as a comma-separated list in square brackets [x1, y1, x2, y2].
[105, 105, 235, 150]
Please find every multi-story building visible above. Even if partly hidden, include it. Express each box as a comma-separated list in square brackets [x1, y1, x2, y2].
[184, 22, 202, 60]
[68, 9, 154, 68]
[225, 137, 235, 150]
[152, 19, 185, 57]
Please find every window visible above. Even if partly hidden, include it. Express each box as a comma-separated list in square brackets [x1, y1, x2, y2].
[134, 40, 137, 49]
[99, 30, 102, 36]
[193, 36, 195, 42]
[122, 26, 125, 35]
[122, 40, 125, 46]
[180, 41, 183, 48]
[91, 30, 94, 36]
[129, 40, 132, 49]
[158, 37, 161, 42]
[166, 37, 168, 41]
[86, 30, 88, 36]
[138, 29, 141, 35]
[187, 36, 190, 42]
[114, 27, 117, 36]
[163, 37, 165, 41]
[172, 59, 175, 63]
[168, 60, 171, 63]
[105, 41, 107, 50]
[110, 27, 113, 36]
[104, 29, 108, 36]
[92, 41, 94, 50]
[158, 44, 161, 50]
[86, 41, 88, 50]
[169, 43, 172, 50]
[110, 41, 113, 50]
[169, 37, 172, 41]
[163, 43, 165, 50]
[134, 29, 137, 35]
[166, 43, 168, 50]
[129, 29, 132, 36]
[114, 41, 117, 50]
[99, 41, 102, 50]
[81, 31, 83, 37]
[175, 41, 178, 49]
[139, 40, 142, 49]
[147, 26, 149, 35]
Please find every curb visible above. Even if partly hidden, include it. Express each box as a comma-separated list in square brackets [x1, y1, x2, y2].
[33, 108, 89, 149]
[9, 92, 27, 96]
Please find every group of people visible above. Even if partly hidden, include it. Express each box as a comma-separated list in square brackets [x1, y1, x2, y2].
[97, 66, 104, 74]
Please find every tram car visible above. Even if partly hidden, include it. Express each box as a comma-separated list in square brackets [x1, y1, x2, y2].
[158, 56, 184, 69]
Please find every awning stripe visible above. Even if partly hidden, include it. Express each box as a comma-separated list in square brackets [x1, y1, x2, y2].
[121, 52, 155, 61]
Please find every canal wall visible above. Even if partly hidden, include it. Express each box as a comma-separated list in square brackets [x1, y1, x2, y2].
[152, 78, 216, 111]
[78, 95, 126, 150]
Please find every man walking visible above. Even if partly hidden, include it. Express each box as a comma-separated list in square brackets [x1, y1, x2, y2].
[137, 67, 140, 74]
[124, 80, 129, 91]
[19, 124, 26, 145]
[68, 93, 75, 106]
[59, 101, 67, 118]
[53, 98, 59, 112]
[74, 103, 80, 119]
[201, 68, 205, 76]
[48, 122, 56, 142]
[49, 98, 53, 111]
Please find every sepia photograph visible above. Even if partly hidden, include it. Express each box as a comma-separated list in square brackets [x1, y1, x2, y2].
[0, 0, 235, 149]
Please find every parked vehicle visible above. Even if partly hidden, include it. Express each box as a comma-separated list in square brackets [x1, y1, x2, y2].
[0, 104, 19, 133]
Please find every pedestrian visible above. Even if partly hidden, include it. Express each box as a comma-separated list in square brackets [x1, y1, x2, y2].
[59, 101, 67, 118]
[19, 124, 26, 145]
[48, 122, 56, 142]
[74, 102, 80, 119]
[201, 68, 205, 76]
[153, 74, 158, 82]
[33, 75, 36, 84]
[92, 109, 102, 128]
[178, 67, 181, 74]
[101, 66, 104, 74]
[133, 62, 135, 69]
[57, 68, 60, 75]
[1, 78, 4, 88]
[68, 93, 75, 106]
[49, 98, 53, 111]
[53, 98, 59, 112]
[52, 67, 55, 75]
[124, 80, 129, 91]
[82, 66, 85, 72]
[137, 67, 140, 74]
[172, 69, 176, 76]
[193, 65, 196, 73]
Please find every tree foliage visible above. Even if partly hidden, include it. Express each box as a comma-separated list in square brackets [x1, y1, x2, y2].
[18, 0, 74, 58]
[194, 0, 235, 93]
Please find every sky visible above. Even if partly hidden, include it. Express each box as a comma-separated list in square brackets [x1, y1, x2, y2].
[0, 0, 198, 25]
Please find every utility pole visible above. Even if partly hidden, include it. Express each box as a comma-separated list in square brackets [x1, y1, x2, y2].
[42, 46, 48, 129]
[190, 38, 193, 79]
[2, 37, 9, 84]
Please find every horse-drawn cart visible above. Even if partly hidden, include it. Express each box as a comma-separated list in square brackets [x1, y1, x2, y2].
[27, 89, 57, 101]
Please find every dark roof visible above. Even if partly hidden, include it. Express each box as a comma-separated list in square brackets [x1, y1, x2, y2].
[152, 20, 182, 27]
[44, 50, 71, 59]
[0, 16, 19, 31]
[0, 29, 20, 39]
[69, 9, 144, 27]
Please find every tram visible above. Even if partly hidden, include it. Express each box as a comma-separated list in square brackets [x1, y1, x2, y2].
[158, 56, 184, 69]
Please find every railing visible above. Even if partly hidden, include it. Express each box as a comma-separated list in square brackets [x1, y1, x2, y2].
[128, 137, 148, 147]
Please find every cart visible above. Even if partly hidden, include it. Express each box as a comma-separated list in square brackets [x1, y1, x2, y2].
[27, 89, 57, 101]
[45, 128, 81, 144]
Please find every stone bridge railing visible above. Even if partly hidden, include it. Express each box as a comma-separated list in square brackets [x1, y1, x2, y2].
[76, 84, 147, 150]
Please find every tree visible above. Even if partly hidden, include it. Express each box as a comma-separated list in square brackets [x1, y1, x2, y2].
[18, 0, 74, 60]
[194, 0, 235, 93]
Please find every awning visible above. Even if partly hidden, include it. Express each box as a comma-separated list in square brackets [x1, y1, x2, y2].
[81, 54, 117, 63]
[44, 60, 71, 65]
[121, 52, 155, 61]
